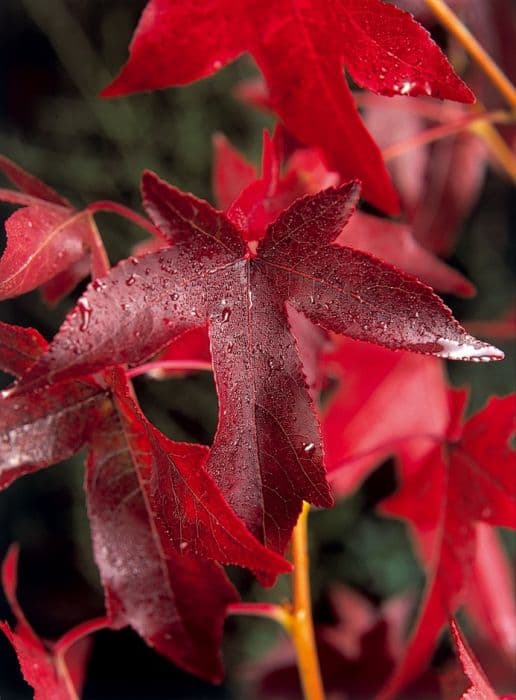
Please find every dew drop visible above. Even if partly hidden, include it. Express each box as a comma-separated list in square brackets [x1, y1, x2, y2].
[221, 308, 232, 323]
[92, 279, 106, 292]
[303, 442, 315, 454]
[129, 256, 139, 265]
[126, 274, 136, 286]
[170, 292, 179, 301]
[78, 298, 92, 331]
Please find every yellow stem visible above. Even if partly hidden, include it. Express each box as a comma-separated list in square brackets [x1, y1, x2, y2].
[283, 502, 326, 700]
[469, 116, 516, 180]
[424, 0, 516, 109]
[382, 108, 509, 162]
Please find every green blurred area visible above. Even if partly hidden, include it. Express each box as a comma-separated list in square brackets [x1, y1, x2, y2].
[0, 1, 514, 698]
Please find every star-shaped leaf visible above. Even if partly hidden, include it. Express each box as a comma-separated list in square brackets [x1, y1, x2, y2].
[101, 0, 474, 213]
[16, 169, 502, 554]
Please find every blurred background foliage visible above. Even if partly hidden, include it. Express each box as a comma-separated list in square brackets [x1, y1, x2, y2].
[0, 1, 514, 698]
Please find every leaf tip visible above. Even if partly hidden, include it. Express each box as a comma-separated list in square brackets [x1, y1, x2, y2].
[436, 336, 504, 362]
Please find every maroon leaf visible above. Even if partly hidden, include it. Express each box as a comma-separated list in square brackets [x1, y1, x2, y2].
[17, 173, 502, 555]
[85, 397, 239, 682]
[101, 0, 474, 213]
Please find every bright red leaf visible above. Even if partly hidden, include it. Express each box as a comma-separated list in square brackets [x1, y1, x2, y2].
[379, 392, 516, 698]
[102, 0, 474, 213]
[321, 336, 449, 497]
[0, 544, 107, 700]
[15, 173, 503, 554]
[0, 156, 107, 301]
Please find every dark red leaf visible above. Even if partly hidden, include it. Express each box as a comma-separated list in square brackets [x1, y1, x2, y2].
[85, 398, 239, 682]
[17, 172, 502, 555]
[102, 0, 474, 213]
[379, 392, 516, 698]
[1, 545, 106, 700]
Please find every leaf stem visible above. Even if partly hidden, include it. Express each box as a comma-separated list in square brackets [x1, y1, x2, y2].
[226, 504, 325, 700]
[468, 115, 516, 180]
[382, 109, 509, 162]
[227, 602, 291, 627]
[423, 0, 516, 109]
[286, 502, 325, 700]
[86, 200, 168, 242]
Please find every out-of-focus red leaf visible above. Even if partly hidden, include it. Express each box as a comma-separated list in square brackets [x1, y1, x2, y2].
[362, 97, 487, 256]
[321, 336, 449, 497]
[102, 0, 474, 213]
[1, 545, 106, 700]
[213, 133, 257, 211]
[16, 167, 503, 554]
[379, 393, 516, 699]
[465, 525, 516, 660]
[0, 155, 70, 206]
[248, 586, 417, 699]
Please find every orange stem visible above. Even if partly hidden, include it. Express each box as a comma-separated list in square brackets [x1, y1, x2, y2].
[424, 0, 516, 109]
[286, 502, 326, 700]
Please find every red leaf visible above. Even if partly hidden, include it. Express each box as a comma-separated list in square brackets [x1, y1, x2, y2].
[0, 155, 70, 206]
[0, 335, 275, 678]
[216, 134, 476, 297]
[0, 204, 91, 300]
[0, 377, 105, 491]
[379, 392, 516, 698]
[85, 396, 239, 682]
[111, 370, 289, 575]
[0, 157, 101, 301]
[339, 211, 476, 297]
[213, 133, 257, 211]
[465, 525, 516, 658]
[17, 171, 502, 554]
[321, 336, 449, 497]
[450, 619, 499, 700]
[1, 545, 106, 700]
[362, 95, 487, 256]
[0, 321, 48, 377]
[101, 0, 474, 213]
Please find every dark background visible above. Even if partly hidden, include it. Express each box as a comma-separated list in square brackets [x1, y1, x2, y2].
[0, 2, 514, 698]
